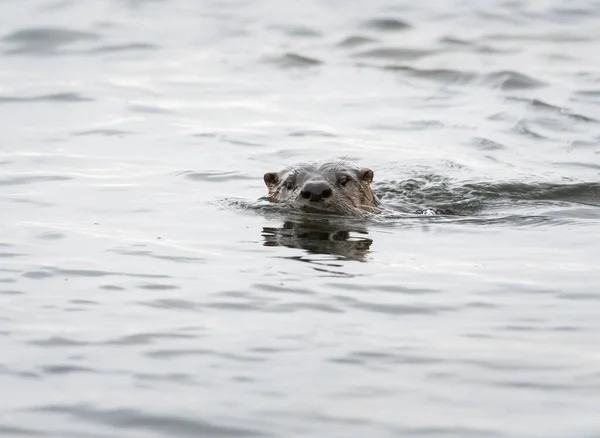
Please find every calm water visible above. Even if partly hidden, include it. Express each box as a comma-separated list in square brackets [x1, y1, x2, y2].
[1, 1, 600, 437]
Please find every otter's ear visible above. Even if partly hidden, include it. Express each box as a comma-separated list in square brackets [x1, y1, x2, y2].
[263, 172, 279, 188]
[359, 168, 374, 184]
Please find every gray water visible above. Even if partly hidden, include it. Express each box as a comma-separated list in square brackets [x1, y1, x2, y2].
[2, 0, 600, 437]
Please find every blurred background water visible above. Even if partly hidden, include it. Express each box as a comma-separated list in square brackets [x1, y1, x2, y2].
[1, 0, 600, 437]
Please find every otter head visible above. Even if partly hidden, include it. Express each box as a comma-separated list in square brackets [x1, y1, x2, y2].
[263, 161, 379, 216]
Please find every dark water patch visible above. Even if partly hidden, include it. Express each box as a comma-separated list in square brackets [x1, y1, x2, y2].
[41, 365, 95, 375]
[484, 71, 546, 89]
[0, 278, 16, 283]
[23, 271, 54, 279]
[35, 232, 65, 240]
[181, 170, 254, 182]
[52, 268, 171, 279]
[89, 42, 158, 53]
[134, 372, 196, 384]
[145, 349, 264, 362]
[269, 25, 321, 37]
[557, 292, 600, 301]
[471, 137, 506, 151]
[331, 350, 442, 366]
[513, 119, 547, 139]
[0, 425, 45, 436]
[354, 47, 432, 61]
[287, 129, 337, 137]
[137, 283, 180, 291]
[0, 252, 26, 258]
[554, 161, 600, 171]
[362, 18, 411, 31]
[0, 290, 24, 295]
[73, 128, 134, 137]
[395, 426, 502, 437]
[483, 32, 590, 43]
[0, 175, 72, 186]
[32, 405, 266, 437]
[337, 35, 378, 48]
[265, 53, 323, 68]
[2, 27, 100, 54]
[508, 97, 598, 122]
[9, 198, 54, 207]
[129, 103, 174, 114]
[28, 336, 90, 347]
[0, 92, 93, 103]
[69, 299, 99, 305]
[267, 302, 342, 313]
[205, 301, 262, 311]
[111, 248, 205, 263]
[99, 284, 124, 291]
[0, 365, 40, 380]
[383, 65, 477, 83]
[333, 295, 453, 315]
[107, 332, 198, 345]
[139, 298, 202, 311]
[253, 283, 315, 295]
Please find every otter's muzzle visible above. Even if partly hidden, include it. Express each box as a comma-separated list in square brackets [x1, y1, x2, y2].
[300, 181, 333, 202]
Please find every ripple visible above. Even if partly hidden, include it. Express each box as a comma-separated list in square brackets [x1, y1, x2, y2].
[145, 349, 264, 362]
[89, 43, 158, 53]
[331, 350, 442, 366]
[139, 298, 202, 310]
[137, 283, 180, 291]
[269, 25, 321, 38]
[2, 27, 100, 54]
[41, 365, 95, 375]
[0, 425, 45, 436]
[383, 65, 477, 83]
[334, 295, 453, 315]
[111, 249, 205, 263]
[107, 332, 198, 345]
[0, 252, 25, 258]
[52, 268, 170, 279]
[99, 285, 124, 291]
[181, 170, 254, 182]
[0, 92, 93, 103]
[0, 175, 72, 186]
[354, 47, 432, 61]
[28, 336, 90, 347]
[23, 271, 54, 279]
[484, 71, 546, 89]
[73, 129, 134, 137]
[35, 232, 66, 240]
[0, 290, 24, 295]
[32, 405, 266, 437]
[361, 18, 411, 31]
[336, 35, 378, 48]
[265, 53, 322, 68]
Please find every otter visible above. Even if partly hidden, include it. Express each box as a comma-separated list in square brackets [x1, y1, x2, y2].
[263, 161, 380, 216]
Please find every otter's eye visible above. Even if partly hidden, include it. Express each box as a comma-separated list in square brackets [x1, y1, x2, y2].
[285, 181, 294, 190]
[338, 176, 350, 186]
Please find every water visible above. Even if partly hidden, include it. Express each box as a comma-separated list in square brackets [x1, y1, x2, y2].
[1, 0, 600, 437]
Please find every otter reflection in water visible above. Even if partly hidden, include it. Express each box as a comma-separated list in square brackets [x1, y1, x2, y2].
[263, 161, 379, 216]
[262, 217, 373, 262]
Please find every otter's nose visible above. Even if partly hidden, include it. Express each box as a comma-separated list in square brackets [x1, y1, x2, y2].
[300, 181, 333, 202]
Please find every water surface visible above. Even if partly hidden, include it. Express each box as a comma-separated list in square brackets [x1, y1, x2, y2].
[1, 1, 600, 437]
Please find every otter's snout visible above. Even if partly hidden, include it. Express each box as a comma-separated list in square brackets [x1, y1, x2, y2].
[300, 181, 333, 202]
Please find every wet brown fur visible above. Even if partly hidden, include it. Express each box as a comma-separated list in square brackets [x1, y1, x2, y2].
[263, 160, 379, 216]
